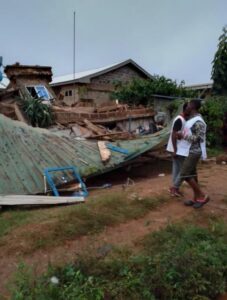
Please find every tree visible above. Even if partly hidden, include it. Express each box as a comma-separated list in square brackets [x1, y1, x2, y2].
[200, 96, 227, 146]
[211, 26, 227, 95]
[112, 76, 195, 106]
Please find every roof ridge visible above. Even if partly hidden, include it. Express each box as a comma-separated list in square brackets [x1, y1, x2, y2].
[51, 59, 152, 85]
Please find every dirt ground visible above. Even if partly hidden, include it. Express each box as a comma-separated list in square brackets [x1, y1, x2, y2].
[0, 158, 227, 299]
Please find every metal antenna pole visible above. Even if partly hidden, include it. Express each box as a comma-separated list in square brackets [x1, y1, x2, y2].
[73, 11, 76, 104]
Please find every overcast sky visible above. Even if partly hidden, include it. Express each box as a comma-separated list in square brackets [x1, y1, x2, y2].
[1, 0, 227, 84]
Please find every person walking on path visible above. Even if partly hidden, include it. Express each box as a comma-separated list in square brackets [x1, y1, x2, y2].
[167, 103, 189, 197]
[177, 99, 209, 208]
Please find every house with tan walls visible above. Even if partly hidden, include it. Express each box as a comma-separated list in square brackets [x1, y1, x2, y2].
[51, 59, 153, 106]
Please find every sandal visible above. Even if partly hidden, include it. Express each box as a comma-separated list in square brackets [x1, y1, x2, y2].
[193, 195, 210, 209]
[184, 200, 196, 206]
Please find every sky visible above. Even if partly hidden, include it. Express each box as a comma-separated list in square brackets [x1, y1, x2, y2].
[1, 0, 227, 85]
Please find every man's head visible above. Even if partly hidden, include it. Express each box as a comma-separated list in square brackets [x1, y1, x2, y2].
[182, 102, 190, 118]
[187, 99, 202, 115]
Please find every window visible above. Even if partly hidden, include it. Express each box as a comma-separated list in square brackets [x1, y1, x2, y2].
[26, 85, 52, 100]
[65, 90, 72, 97]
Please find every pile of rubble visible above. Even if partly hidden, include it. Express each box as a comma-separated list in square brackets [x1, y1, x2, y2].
[50, 103, 158, 140]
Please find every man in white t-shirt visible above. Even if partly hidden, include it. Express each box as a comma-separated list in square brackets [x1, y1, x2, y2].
[167, 103, 189, 197]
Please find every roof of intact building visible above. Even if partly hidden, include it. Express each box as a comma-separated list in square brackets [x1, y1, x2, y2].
[51, 59, 153, 86]
[185, 82, 213, 90]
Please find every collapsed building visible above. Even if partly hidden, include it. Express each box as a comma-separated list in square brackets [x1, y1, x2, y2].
[0, 63, 55, 122]
[0, 61, 172, 201]
[0, 62, 160, 138]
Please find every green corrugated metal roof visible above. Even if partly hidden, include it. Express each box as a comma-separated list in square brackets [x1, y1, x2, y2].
[0, 114, 170, 195]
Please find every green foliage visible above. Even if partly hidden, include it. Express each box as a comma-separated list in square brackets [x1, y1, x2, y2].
[142, 224, 227, 300]
[112, 76, 195, 106]
[11, 223, 227, 300]
[207, 147, 225, 157]
[166, 99, 186, 118]
[200, 96, 227, 146]
[212, 26, 227, 95]
[20, 95, 53, 127]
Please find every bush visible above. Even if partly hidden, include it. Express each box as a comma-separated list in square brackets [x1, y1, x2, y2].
[200, 96, 227, 146]
[142, 224, 227, 299]
[112, 76, 195, 106]
[11, 224, 227, 300]
[166, 99, 186, 118]
[20, 96, 53, 128]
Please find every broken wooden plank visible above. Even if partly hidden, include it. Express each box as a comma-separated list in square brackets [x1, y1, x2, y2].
[84, 119, 107, 135]
[96, 105, 119, 113]
[58, 183, 81, 192]
[89, 131, 131, 139]
[98, 141, 111, 162]
[71, 123, 93, 138]
[14, 103, 28, 123]
[0, 195, 84, 205]
[52, 105, 95, 114]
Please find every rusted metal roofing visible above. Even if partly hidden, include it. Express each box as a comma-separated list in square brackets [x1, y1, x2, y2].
[0, 114, 170, 195]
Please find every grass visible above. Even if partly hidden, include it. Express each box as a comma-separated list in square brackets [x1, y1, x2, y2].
[24, 193, 167, 252]
[0, 210, 31, 238]
[0, 191, 168, 253]
[11, 221, 227, 300]
[207, 147, 225, 157]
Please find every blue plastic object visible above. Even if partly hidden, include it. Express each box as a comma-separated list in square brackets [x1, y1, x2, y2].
[0, 71, 3, 82]
[106, 143, 129, 155]
[44, 166, 88, 197]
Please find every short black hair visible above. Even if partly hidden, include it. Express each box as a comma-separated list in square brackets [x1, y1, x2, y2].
[183, 102, 188, 112]
[190, 99, 201, 111]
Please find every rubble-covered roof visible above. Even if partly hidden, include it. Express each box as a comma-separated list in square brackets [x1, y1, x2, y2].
[51, 59, 153, 86]
[0, 114, 169, 195]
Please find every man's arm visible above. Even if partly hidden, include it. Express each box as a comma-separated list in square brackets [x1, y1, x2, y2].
[184, 121, 206, 143]
[171, 131, 178, 154]
[172, 118, 183, 155]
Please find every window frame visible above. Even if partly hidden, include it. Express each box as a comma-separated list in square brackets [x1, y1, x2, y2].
[26, 85, 52, 101]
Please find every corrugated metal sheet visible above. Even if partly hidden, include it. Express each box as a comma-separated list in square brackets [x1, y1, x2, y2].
[0, 114, 170, 195]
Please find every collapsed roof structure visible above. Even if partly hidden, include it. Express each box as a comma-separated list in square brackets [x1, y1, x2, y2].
[0, 114, 170, 195]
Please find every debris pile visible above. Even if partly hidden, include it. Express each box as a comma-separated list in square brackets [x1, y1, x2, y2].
[0, 63, 165, 142]
[50, 103, 157, 140]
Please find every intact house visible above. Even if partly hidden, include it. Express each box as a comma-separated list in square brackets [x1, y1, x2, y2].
[50, 59, 153, 106]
